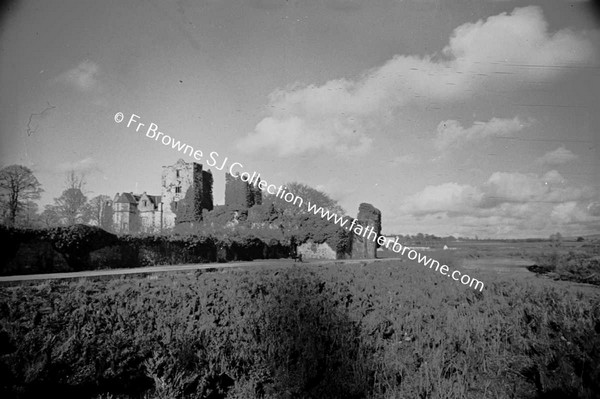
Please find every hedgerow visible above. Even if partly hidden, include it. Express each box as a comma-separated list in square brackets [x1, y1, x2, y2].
[1, 260, 599, 398]
[1, 225, 292, 275]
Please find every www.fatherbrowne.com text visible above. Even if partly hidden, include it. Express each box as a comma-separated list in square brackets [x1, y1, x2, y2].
[114, 111, 485, 292]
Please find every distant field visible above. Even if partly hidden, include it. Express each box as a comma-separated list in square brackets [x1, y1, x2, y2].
[379, 239, 600, 285]
[1, 245, 599, 398]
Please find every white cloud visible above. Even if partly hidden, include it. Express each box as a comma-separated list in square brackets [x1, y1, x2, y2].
[535, 146, 579, 165]
[588, 201, 600, 216]
[238, 6, 596, 157]
[56, 60, 100, 92]
[484, 170, 588, 204]
[434, 117, 527, 150]
[485, 171, 550, 203]
[57, 157, 100, 174]
[550, 201, 588, 223]
[401, 182, 484, 215]
[239, 113, 372, 156]
[396, 170, 598, 237]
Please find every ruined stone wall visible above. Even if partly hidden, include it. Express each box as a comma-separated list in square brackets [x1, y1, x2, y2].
[225, 173, 251, 209]
[162, 209, 176, 231]
[201, 170, 213, 211]
[350, 203, 382, 259]
[162, 159, 192, 228]
[225, 173, 262, 209]
[161, 159, 213, 228]
[99, 200, 114, 232]
[251, 182, 262, 206]
[175, 185, 202, 226]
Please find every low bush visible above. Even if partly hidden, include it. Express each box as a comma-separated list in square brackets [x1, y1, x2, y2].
[530, 249, 600, 286]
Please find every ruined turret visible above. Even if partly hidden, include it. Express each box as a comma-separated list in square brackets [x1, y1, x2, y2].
[350, 203, 382, 259]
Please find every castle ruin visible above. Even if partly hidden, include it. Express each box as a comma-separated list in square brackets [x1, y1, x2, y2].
[350, 203, 382, 259]
[100, 159, 214, 234]
[99, 160, 381, 262]
[224, 172, 262, 209]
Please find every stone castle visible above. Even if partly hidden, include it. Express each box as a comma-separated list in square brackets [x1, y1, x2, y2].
[224, 172, 262, 209]
[100, 159, 261, 234]
[99, 159, 383, 260]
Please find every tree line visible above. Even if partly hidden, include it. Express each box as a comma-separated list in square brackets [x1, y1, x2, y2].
[0, 165, 348, 251]
[0, 164, 109, 228]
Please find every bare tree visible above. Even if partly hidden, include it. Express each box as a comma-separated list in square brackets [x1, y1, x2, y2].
[88, 194, 111, 226]
[65, 170, 86, 191]
[50, 171, 90, 226]
[0, 165, 43, 226]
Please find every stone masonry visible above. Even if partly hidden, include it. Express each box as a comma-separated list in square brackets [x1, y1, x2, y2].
[224, 172, 262, 210]
[350, 203, 382, 259]
[162, 158, 213, 228]
[101, 159, 213, 234]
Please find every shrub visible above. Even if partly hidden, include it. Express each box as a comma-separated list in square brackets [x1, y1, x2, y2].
[1, 261, 599, 398]
[530, 249, 600, 285]
[44, 225, 119, 271]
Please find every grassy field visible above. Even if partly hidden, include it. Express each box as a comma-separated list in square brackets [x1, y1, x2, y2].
[1, 241, 599, 399]
[379, 239, 600, 287]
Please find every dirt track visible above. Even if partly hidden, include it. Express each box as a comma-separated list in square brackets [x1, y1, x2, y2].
[0, 258, 396, 283]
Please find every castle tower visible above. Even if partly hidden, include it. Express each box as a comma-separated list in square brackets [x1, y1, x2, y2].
[99, 198, 114, 232]
[350, 203, 382, 259]
[225, 172, 262, 209]
[161, 159, 213, 229]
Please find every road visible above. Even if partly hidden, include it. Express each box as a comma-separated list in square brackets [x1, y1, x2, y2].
[0, 258, 395, 283]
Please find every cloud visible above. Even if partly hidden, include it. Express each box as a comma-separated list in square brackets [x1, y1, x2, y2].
[57, 157, 100, 174]
[401, 182, 484, 215]
[396, 170, 598, 237]
[485, 171, 554, 203]
[535, 146, 579, 165]
[588, 202, 600, 216]
[238, 6, 596, 157]
[550, 201, 589, 224]
[239, 113, 372, 156]
[314, 178, 356, 203]
[484, 170, 590, 204]
[434, 117, 527, 150]
[56, 60, 100, 91]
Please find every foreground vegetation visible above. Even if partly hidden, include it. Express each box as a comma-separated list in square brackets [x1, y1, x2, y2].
[529, 248, 600, 286]
[1, 258, 599, 399]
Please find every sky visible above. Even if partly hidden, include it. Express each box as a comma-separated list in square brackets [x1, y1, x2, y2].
[1, 0, 599, 238]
